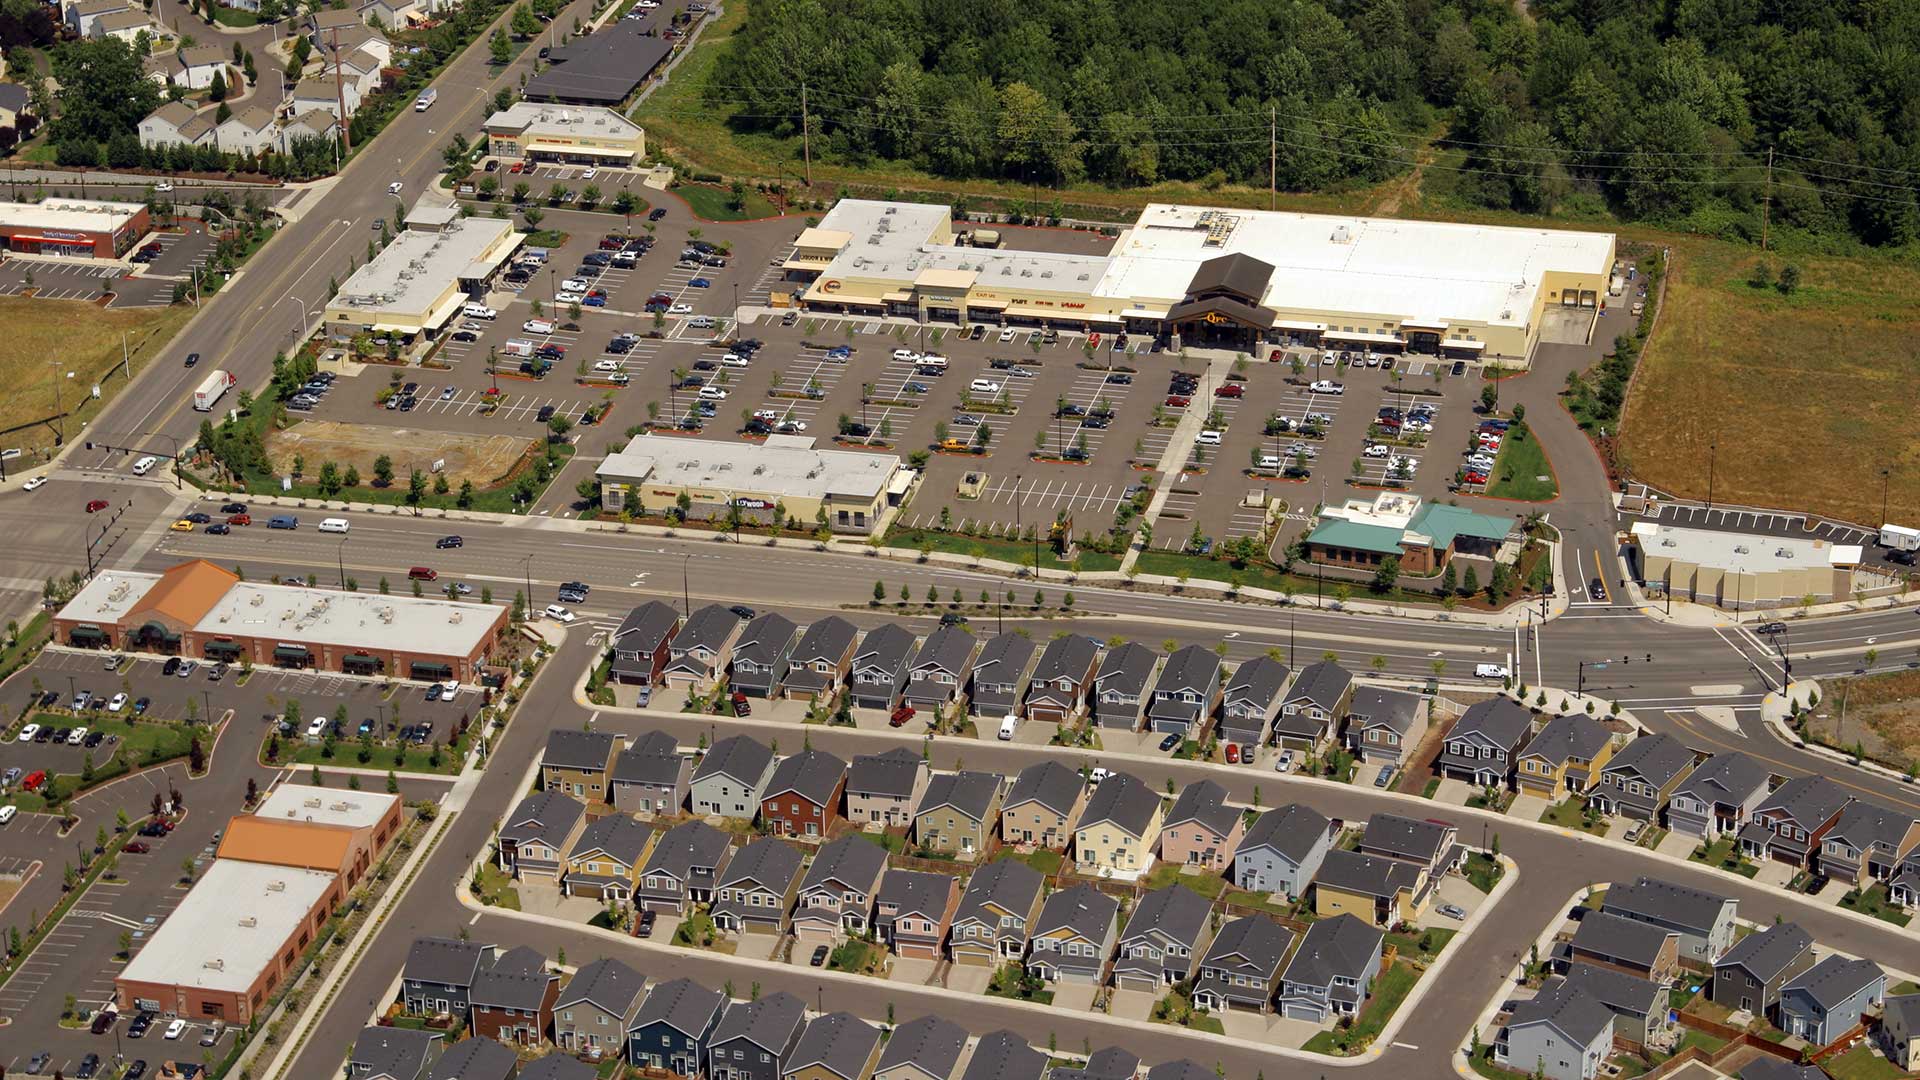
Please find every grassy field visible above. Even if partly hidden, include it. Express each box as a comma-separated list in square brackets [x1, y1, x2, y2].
[1690, 837, 1760, 878]
[0, 299, 194, 461]
[1618, 240, 1920, 524]
[1484, 427, 1558, 502]
[1823, 1046, 1910, 1080]
[884, 526, 1122, 572]
[675, 183, 782, 222]
[1301, 960, 1418, 1055]
[1539, 797, 1607, 834]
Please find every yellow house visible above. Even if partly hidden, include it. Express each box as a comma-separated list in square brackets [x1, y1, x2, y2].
[1071, 773, 1164, 879]
[1312, 849, 1424, 928]
[560, 814, 658, 904]
[1515, 713, 1619, 798]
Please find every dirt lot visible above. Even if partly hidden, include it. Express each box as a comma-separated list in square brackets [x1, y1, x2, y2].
[1809, 668, 1920, 765]
[0, 296, 194, 460]
[266, 419, 534, 487]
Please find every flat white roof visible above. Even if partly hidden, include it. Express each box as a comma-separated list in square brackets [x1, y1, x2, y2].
[119, 861, 336, 994]
[254, 784, 398, 830]
[1099, 204, 1614, 327]
[59, 569, 162, 626]
[812, 199, 1112, 292]
[195, 582, 500, 657]
[329, 215, 517, 319]
[1631, 521, 1862, 574]
[0, 197, 143, 234]
[599, 433, 900, 501]
[484, 102, 643, 143]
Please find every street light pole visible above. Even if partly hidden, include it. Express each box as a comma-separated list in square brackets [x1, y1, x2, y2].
[682, 553, 692, 615]
[337, 535, 349, 591]
[1706, 442, 1717, 509]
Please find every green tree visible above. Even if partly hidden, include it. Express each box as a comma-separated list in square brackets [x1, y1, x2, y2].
[510, 3, 538, 37]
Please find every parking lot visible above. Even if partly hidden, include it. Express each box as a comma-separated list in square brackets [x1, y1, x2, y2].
[0, 260, 178, 308]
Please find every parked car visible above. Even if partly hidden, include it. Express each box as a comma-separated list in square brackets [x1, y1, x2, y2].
[128, 1012, 154, 1038]
[637, 910, 657, 937]
[164, 1019, 186, 1040]
[809, 944, 830, 967]
[888, 705, 916, 727]
[1158, 733, 1181, 752]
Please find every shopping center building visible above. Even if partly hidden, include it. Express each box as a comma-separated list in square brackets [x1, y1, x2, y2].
[596, 433, 910, 537]
[785, 200, 1616, 367]
[0, 197, 151, 260]
[482, 103, 646, 166]
[322, 204, 521, 340]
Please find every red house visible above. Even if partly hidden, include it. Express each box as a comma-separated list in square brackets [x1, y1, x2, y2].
[610, 601, 680, 686]
[469, 945, 559, 1047]
[760, 749, 847, 839]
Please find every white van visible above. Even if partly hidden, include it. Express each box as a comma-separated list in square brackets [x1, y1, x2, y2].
[917, 355, 948, 370]
[131, 455, 159, 476]
[318, 518, 351, 534]
[997, 714, 1018, 741]
[462, 303, 496, 320]
[593, 359, 622, 372]
[0, 805, 15, 825]
[1475, 663, 1510, 680]
[522, 319, 556, 335]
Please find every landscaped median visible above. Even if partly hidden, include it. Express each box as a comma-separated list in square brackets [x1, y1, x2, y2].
[2, 707, 214, 812]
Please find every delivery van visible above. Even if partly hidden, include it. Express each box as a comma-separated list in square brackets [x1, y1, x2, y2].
[318, 518, 350, 534]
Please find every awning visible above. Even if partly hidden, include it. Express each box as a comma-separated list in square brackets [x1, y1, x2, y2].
[1324, 329, 1404, 344]
[203, 640, 243, 659]
[1441, 339, 1488, 352]
[6, 235, 98, 246]
[882, 291, 913, 303]
[529, 144, 636, 158]
[273, 644, 311, 660]
[966, 298, 1007, 310]
[409, 661, 452, 679]
[1119, 307, 1168, 321]
[1274, 319, 1327, 332]
[70, 624, 106, 641]
[1401, 318, 1449, 330]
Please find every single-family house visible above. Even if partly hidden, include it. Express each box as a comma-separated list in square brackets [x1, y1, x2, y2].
[1345, 687, 1426, 767]
[1312, 849, 1422, 927]
[730, 612, 799, 698]
[610, 730, 690, 816]
[1819, 800, 1920, 889]
[1278, 913, 1384, 1022]
[849, 622, 917, 710]
[785, 1011, 882, 1080]
[957, 1031, 1044, 1080]
[1273, 661, 1353, 750]
[90, 10, 152, 43]
[216, 105, 278, 156]
[1027, 883, 1119, 984]
[1000, 760, 1085, 851]
[845, 747, 928, 828]
[560, 813, 657, 902]
[471, 946, 560, 1047]
[691, 734, 776, 820]
[1711, 921, 1814, 1018]
[1435, 697, 1534, 789]
[1567, 910, 1679, 983]
[1603, 876, 1736, 968]
[637, 819, 733, 914]
[902, 624, 975, 712]
[1190, 915, 1293, 1014]
[1565, 962, 1670, 1045]
[793, 834, 888, 940]
[1146, 644, 1222, 738]
[610, 601, 679, 686]
[67, 0, 129, 37]
[139, 101, 214, 150]
[1023, 634, 1100, 724]
[517, 1057, 594, 1080]
[1780, 956, 1884, 1045]
[349, 1027, 440, 1080]
[1516, 714, 1615, 797]
[0, 84, 32, 133]
[1073, 771, 1164, 878]
[661, 603, 744, 692]
[278, 110, 341, 153]
[1091, 641, 1158, 731]
[1111, 884, 1214, 991]
[627, 976, 725, 1076]
[292, 76, 362, 120]
[707, 991, 807, 1080]
[426, 1038, 515, 1080]
[1880, 993, 1920, 1071]
[911, 770, 1002, 857]
[1740, 775, 1851, 870]
[148, 44, 231, 91]
[1893, 858, 1920, 910]
[761, 749, 848, 838]
[781, 616, 859, 702]
[873, 1014, 966, 1080]
[541, 729, 620, 802]
[967, 632, 1034, 719]
[1589, 733, 1697, 822]
[1357, 813, 1460, 877]
[401, 936, 492, 1019]
[1217, 656, 1289, 748]
[1499, 977, 1614, 1080]
[949, 858, 1044, 967]
[498, 791, 586, 880]
[1668, 752, 1772, 842]
[711, 836, 806, 935]
[555, 957, 646, 1059]
[874, 867, 960, 960]
[1233, 802, 1332, 899]
[1160, 779, 1245, 872]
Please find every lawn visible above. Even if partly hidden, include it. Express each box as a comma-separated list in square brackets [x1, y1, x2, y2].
[5, 713, 202, 811]
[1839, 883, 1913, 927]
[1385, 927, 1457, 965]
[1618, 238, 1920, 525]
[1689, 837, 1759, 878]
[472, 862, 520, 910]
[1824, 1046, 1911, 1080]
[210, 4, 260, 24]
[0, 613, 50, 683]
[1483, 425, 1558, 501]
[1464, 852, 1504, 893]
[884, 526, 1122, 573]
[1651, 1028, 1728, 1063]
[0, 298, 194, 461]
[995, 848, 1062, 876]
[984, 963, 1053, 1005]
[1539, 797, 1608, 834]
[1301, 960, 1419, 1055]
[273, 731, 465, 776]
[1143, 864, 1229, 899]
[674, 183, 782, 223]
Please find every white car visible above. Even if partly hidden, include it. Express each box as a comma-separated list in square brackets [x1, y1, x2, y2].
[697, 386, 728, 400]
[1467, 454, 1496, 470]
[556, 291, 585, 304]
[1194, 430, 1222, 445]
[593, 359, 622, 372]
[775, 420, 808, 434]
[0, 805, 15, 825]
[1309, 380, 1345, 394]
[16, 723, 38, 743]
[1388, 456, 1418, 471]
[68, 726, 88, 745]
[581, 168, 598, 180]
[388, 181, 403, 195]
[154, 181, 174, 193]
[892, 349, 921, 363]
[968, 379, 1001, 394]
[165, 1019, 187, 1040]
[753, 409, 779, 422]
[998, 327, 1017, 342]
[21, 477, 45, 491]
[543, 604, 576, 623]
[1363, 444, 1389, 458]
[1258, 454, 1281, 470]
[107, 692, 128, 712]
[669, 303, 692, 314]
[560, 278, 588, 293]
[721, 353, 749, 367]
[1475, 663, 1510, 680]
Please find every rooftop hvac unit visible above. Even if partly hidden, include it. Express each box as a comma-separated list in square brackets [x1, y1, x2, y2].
[267, 880, 287, 892]
[304, 797, 323, 808]
[449, 611, 462, 623]
[877, 218, 891, 231]
[330, 801, 355, 811]
[1077, 273, 1089, 281]
[1661, 538, 1677, 547]
[204, 958, 226, 970]
[238, 917, 257, 928]
[1330, 225, 1352, 244]
[1776, 548, 1794, 559]
[1040, 270, 1052, 278]
[753, 465, 766, 474]
[1019, 269, 1033, 277]
[1734, 545, 1749, 554]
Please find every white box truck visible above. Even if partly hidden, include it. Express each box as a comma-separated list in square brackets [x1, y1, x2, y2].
[1881, 523, 1920, 553]
[414, 88, 437, 111]
[191, 369, 236, 411]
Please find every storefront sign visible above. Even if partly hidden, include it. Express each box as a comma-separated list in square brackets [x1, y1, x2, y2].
[733, 497, 772, 510]
[1203, 311, 1231, 325]
[820, 279, 841, 293]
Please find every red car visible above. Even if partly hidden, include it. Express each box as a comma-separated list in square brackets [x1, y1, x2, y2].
[1464, 471, 1489, 485]
[1088, 332, 1101, 347]
[122, 841, 151, 854]
[1225, 744, 1240, 764]
[508, 161, 524, 174]
[1165, 395, 1191, 408]
[598, 237, 625, 250]
[226, 514, 250, 526]
[21, 769, 46, 792]
[86, 499, 110, 513]
[888, 705, 916, 727]
[1215, 383, 1244, 398]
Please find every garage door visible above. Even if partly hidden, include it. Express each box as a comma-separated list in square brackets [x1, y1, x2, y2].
[1282, 1000, 1325, 1022]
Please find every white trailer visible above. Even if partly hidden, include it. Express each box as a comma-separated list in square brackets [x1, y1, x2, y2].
[191, 369, 236, 411]
[1880, 523, 1920, 552]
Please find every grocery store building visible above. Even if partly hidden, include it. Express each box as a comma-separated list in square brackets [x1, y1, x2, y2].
[0, 197, 151, 260]
[321, 207, 521, 340]
[596, 433, 910, 537]
[785, 199, 1616, 367]
[1629, 521, 1861, 611]
[54, 559, 508, 682]
[482, 103, 646, 166]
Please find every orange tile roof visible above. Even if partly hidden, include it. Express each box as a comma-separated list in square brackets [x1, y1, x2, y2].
[215, 815, 354, 873]
[127, 559, 236, 629]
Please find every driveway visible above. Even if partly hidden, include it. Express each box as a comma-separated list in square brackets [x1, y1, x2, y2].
[945, 963, 992, 994]
[1108, 988, 1157, 1021]
[1656, 832, 1698, 859]
[890, 957, 939, 986]
[1754, 860, 1798, 889]
[1218, 1010, 1326, 1047]
[732, 932, 780, 961]
[1509, 792, 1552, 822]
[1433, 778, 1474, 806]
[1052, 982, 1098, 1012]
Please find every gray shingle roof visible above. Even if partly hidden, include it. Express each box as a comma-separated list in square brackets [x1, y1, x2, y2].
[955, 859, 1044, 927]
[1522, 713, 1611, 766]
[557, 956, 646, 1019]
[642, 819, 731, 881]
[716, 835, 805, 893]
[1603, 732, 1697, 788]
[1282, 907, 1374, 983]
[613, 600, 679, 654]
[711, 990, 806, 1054]
[848, 746, 924, 799]
[350, 1026, 439, 1080]
[426, 1036, 516, 1080]
[788, 1011, 880, 1080]
[1756, 775, 1851, 828]
[764, 748, 847, 806]
[733, 612, 798, 667]
[1565, 962, 1662, 1016]
[471, 946, 553, 1012]
[1715, 921, 1812, 983]
[958, 1030, 1045, 1080]
[1509, 977, 1614, 1046]
[674, 603, 742, 656]
[1093, 641, 1159, 696]
[1347, 686, 1421, 736]
[801, 834, 888, 893]
[1029, 634, 1099, 686]
[1827, 799, 1918, 852]
[1035, 882, 1118, 942]
[1674, 751, 1770, 807]
[1241, 803, 1331, 864]
[692, 734, 773, 787]
[1359, 813, 1453, 865]
[1121, 884, 1212, 947]
[612, 730, 683, 787]
[1078, 771, 1159, 836]
[631, 976, 725, 1039]
[853, 622, 917, 675]
[917, 770, 1000, 822]
[1048, 1047, 1139, 1080]
[542, 728, 618, 771]
[500, 790, 584, 852]
[1451, 696, 1533, 749]
[1282, 661, 1352, 712]
[1315, 848, 1419, 899]
[878, 867, 956, 921]
[1201, 915, 1293, 978]
[571, 813, 655, 867]
[1571, 910, 1675, 968]
[1153, 645, 1219, 695]
[0, 84, 30, 115]
[875, 1014, 967, 1079]
[793, 615, 859, 665]
[1784, 955, 1884, 1010]
[1004, 760, 1082, 818]
[1144, 1061, 1217, 1080]
[971, 632, 1034, 688]
[1223, 656, 1289, 710]
[515, 1056, 595, 1080]
[911, 624, 975, 678]
[1165, 779, 1239, 838]
[403, 936, 491, 989]
[1605, 876, 1731, 936]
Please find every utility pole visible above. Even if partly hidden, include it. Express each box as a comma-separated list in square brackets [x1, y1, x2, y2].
[1760, 147, 1773, 253]
[800, 83, 812, 188]
[329, 27, 352, 157]
[1269, 105, 1277, 212]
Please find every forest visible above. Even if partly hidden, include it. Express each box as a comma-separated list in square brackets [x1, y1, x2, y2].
[706, 0, 1920, 249]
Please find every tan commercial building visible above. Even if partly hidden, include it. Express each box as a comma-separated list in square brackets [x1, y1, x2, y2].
[597, 433, 911, 537]
[1630, 521, 1861, 611]
[483, 103, 645, 166]
[322, 206, 521, 340]
[786, 199, 1616, 368]
[222, 784, 405, 899]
